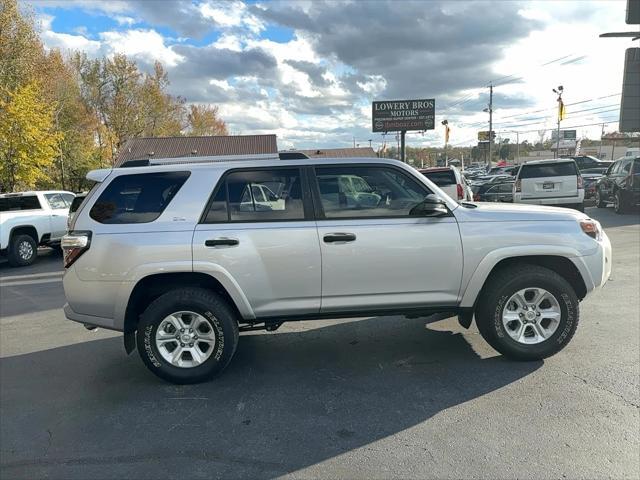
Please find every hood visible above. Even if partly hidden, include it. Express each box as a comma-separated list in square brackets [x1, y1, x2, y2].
[454, 202, 588, 223]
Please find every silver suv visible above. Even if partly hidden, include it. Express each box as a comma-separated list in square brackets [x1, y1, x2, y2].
[62, 156, 612, 384]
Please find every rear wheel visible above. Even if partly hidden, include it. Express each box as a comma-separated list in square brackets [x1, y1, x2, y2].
[7, 234, 37, 267]
[475, 264, 579, 361]
[136, 288, 239, 384]
[614, 190, 627, 214]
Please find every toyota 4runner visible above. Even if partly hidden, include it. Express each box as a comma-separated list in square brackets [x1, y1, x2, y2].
[62, 156, 612, 384]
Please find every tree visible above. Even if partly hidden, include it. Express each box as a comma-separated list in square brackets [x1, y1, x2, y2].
[0, 0, 44, 97]
[186, 104, 228, 136]
[141, 61, 185, 137]
[0, 82, 60, 191]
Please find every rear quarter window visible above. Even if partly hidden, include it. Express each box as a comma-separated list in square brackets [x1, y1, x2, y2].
[89, 172, 190, 224]
[422, 170, 456, 186]
[519, 162, 577, 179]
[0, 195, 42, 211]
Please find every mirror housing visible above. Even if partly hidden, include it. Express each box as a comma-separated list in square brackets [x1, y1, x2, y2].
[410, 194, 449, 217]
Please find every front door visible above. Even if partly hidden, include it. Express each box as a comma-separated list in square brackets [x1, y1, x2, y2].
[311, 165, 463, 313]
[193, 167, 321, 318]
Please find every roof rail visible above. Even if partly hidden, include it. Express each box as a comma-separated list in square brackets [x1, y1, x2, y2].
[120, 153, 280, 168]
[278, 152, 309, 160]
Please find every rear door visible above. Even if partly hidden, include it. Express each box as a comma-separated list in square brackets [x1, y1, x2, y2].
[519, 162, 578, 201]
[193, 167, 321, 318]
[43, 193, 70, 239]
[312, 164, 463, 312]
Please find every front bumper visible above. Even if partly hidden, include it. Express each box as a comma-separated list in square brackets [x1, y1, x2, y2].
[572, 231, 612, 297]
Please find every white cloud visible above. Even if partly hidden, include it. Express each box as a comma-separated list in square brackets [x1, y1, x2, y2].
[99, 30, 183, 67]
[41, 30, 101, 55]
[200, 0, 264, 34]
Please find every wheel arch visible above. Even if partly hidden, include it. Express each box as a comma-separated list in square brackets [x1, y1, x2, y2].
[122, 272, 252, 338]
[9, 225, 40, 244]
[461, 250, 588, 308]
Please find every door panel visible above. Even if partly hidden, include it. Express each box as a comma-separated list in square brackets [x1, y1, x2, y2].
[193, 223, 321, 316]
[317, 218, 462, 311]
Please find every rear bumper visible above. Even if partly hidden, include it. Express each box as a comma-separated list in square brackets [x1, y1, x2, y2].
[64, 303, 119, 331]
[514, 194, 584, 205]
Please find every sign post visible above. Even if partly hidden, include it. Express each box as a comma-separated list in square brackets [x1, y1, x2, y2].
[372, 99, 435, 162]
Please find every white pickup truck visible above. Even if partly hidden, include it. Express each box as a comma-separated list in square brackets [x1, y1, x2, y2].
[0, 190, 75, 266]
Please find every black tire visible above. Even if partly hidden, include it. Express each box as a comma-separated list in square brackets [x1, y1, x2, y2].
[595, 189, 606, 208]
[475, 264, 580, 361]
[7, 234, 37, 267]
[136, 288, 239, 384]
[614, 190, 627, 214]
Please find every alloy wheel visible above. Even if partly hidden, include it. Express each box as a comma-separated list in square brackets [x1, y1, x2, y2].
[502, 287, 561, 345]
[155, 311, 217, 368]
[18, 240, 34, 261]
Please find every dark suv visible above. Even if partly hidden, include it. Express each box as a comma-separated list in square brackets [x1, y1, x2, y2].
[563, 155, 612, 173]
[595, 156, 640, 213]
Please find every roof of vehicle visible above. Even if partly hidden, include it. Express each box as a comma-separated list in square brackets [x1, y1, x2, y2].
[0, 190, 74, 198]
[520, 158, 577, 166]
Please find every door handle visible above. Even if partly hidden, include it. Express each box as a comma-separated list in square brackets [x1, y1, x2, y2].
[323, 233, 356, 243]
[205, 238, 239, 247]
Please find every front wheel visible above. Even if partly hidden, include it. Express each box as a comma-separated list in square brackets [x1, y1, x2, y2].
[475, 264, 579, 361]
[595, 189, 606, 208]
[136, 288, 239, 384]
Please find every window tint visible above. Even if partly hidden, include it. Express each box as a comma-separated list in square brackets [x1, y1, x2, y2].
[0, 195, 41, 211]
[621, 160, 632, 174]
[61, 193, 75, 206]
[90, 172, 189, 224]
[204, 169, 305, 222]
[69, 195, 86, 214]
[519, 162, 577, 179]
[633, 159, 640, 174]
[315, 166, 429, 219]
[421, 170, 456, 186]
[45, 193, 68, 209]
[497, 183, 514, 193]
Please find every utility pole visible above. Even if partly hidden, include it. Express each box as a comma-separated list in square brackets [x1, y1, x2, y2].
[599, 123, 605, 158]
[488, 83, 493, 168]
[353, 136, 356, 148]
[368, 139, 372, 148]
[553, 85, 564, 158]
[400, 130, 406, 163]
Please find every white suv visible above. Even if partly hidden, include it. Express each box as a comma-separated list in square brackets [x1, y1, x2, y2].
[62, 156, 611, 384]
[513, 159, 584, 212]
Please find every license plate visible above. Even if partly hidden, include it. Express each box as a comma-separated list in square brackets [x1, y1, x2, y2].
[543, 182, 554, 190]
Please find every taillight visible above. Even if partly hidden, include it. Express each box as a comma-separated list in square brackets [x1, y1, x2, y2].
[515, 179, 522, 192]
[577, 175, 583, 189]
[457, 183, 464, 199]
[473, 193, 480, 201]
[61, 231, 92, 268]
[580, 219, 602, 241]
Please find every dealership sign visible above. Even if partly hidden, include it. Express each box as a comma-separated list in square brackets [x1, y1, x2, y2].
[372, 99, 435, 133]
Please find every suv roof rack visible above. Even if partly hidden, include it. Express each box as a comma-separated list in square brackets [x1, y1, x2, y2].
[278, 152, 309, 160]
[120, 153, 280, 168]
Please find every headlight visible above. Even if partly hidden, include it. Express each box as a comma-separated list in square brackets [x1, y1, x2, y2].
[580, 219, 602, 241]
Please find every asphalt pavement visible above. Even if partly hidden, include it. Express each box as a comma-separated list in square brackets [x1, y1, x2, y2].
[1, 207, 638, 480]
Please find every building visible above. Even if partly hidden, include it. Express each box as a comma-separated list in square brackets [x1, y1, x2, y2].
[115, 134, 278, 166]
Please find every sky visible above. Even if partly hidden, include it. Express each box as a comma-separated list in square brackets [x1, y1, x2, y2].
[27, 0, 634, 150]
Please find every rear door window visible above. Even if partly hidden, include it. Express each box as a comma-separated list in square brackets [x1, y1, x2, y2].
[202, 168, 306, 223]
[519, 162, 577, 179]
[422, 170, 456, 186]
[0, 195, 42, 211]
[44, 193, 68, 210]
[89, 172, 190, 224]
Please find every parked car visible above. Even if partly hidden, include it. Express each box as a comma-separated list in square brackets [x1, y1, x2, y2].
[595, 156, 640, 214]
[0, 190, 75, 266]
[419, 166, 472, 201]
[62, 156, 611, 384]
[472, 181, 514, 202]
[470, 174, 513, 186]
[561, 155, 612, 172]
[513, 159, 584, 212]
[582, 173, 603, 200]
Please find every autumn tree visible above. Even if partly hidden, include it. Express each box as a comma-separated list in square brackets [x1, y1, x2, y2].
[141, 61, 185, 137]
[186, 104, 228, 136]
[0, 82, 60, 191]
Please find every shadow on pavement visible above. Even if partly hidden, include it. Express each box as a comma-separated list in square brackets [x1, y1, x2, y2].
[0, 315, 542, 479]
[0, 248, 63, 277]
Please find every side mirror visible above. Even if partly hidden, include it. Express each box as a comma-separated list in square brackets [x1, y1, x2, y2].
[410, 194, 449, 217]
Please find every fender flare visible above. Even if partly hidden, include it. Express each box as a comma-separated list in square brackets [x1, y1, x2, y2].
[459, 245, 589, 308]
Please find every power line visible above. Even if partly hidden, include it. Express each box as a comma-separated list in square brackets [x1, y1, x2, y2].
[490, 105, 620, 129]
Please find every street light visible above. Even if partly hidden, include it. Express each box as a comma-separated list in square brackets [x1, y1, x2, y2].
[441, 120, 449, 166]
